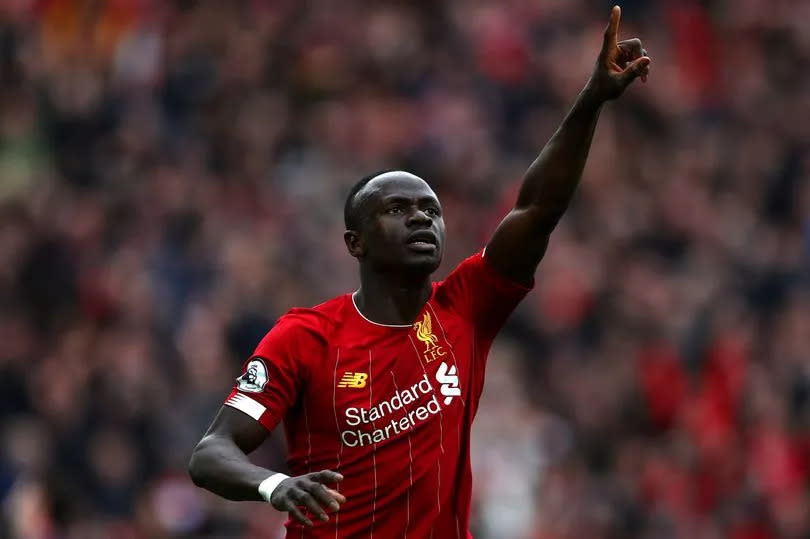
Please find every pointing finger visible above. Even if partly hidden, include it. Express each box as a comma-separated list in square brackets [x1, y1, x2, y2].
[602, 5, 621, 52]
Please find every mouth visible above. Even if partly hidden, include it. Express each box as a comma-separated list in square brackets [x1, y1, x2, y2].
[406, 231, 438, 252]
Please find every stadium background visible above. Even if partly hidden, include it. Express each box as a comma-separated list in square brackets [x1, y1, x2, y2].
[1, 0, 808, 537]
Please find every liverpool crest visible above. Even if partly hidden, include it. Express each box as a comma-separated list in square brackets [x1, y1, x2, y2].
[413, 312, 446, 363]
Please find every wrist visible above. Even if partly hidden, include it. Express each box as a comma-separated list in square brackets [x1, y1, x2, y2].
[581, 80, 607, 107]
[258, 473, 290, 503]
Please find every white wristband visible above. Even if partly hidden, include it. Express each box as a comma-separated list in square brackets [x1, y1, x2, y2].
[258, 473, 290, 503]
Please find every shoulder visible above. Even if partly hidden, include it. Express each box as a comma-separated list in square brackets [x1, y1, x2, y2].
[434, 250, 485, 292]
[437, 248, 531, 291]
[252, 295, 348, 374]
[430, 251, 480, 313]
[266, 294, 348, 345]
[433, 248, 532, 320]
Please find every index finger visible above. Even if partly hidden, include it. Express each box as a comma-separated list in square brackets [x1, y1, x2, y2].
[311, 470, 344, 483]
[602, 5, 621, 50]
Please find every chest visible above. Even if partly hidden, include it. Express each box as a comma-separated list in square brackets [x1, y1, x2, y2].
[308, 306, 476, 441]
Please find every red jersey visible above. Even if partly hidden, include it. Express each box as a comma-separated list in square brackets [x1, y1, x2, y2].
[224, 251, 531, 538]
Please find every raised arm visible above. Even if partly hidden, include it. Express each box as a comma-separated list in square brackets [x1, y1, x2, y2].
[485, 6, 650, 285]
[189, 406, 345, 527]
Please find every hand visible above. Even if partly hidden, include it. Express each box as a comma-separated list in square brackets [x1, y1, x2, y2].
[586, 5, 651, 102]
[269, 470, 346, 527]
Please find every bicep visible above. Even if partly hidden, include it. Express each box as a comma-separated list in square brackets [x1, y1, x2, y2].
[202, 405, 271, 455]
[485, 207, 551, 285]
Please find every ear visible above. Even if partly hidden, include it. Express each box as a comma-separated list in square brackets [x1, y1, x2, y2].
[344, 230, 364, 258]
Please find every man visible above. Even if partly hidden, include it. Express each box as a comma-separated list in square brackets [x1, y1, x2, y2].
[189, 6, 650, 538]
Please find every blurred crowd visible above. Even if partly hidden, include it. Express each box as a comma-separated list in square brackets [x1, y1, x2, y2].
[1, 0, 809, 538]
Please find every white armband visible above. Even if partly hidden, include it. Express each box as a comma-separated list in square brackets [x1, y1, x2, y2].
[258, 473, 290, 503]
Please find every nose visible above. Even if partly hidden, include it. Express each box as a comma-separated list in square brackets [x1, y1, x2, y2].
[406, 209, 431, 227]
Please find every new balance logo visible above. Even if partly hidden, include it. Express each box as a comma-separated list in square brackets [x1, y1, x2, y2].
[435, 362, 460, 405]
[338, 372, 368, 388]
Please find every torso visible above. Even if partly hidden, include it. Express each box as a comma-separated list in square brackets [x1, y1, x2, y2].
[225, 251, 532, 538]
[283, 292, 481, 539]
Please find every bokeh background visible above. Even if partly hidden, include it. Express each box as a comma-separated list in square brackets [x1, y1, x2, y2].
[1, 0, 809, 537]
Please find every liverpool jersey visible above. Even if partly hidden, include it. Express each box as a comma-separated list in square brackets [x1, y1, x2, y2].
[224, 251, 531, 538]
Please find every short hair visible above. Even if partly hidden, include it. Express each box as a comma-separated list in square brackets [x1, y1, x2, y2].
[344, 169, 396, 230]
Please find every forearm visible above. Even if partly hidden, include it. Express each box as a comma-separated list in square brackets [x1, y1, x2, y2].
[484, 7, 647, 282]
[188, 434, 277, 501]
[516, 84, 604, 230]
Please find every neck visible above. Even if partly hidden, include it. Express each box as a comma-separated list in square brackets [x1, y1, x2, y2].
[354, 264, 433, 326]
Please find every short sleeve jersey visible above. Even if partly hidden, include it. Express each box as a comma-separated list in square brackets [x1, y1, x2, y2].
[224, 251, 532, 538]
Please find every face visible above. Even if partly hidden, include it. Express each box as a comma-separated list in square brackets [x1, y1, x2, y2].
[345, 172, 445, 275]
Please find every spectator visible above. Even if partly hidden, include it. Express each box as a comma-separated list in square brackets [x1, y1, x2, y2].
[0, 1, 808, 537]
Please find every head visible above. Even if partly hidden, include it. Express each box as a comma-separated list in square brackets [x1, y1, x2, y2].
[344, 170, 445, 276]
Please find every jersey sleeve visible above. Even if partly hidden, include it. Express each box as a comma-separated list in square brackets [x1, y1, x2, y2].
[223, 316, 314, 431]
[435, 249, 533, 341]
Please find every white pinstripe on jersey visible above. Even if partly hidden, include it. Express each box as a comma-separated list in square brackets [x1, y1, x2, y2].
[426, 303, 464, 539]
[302, 400, 312, 539]
[368, 349, 377, 539]
[332, 348, 343, 538]
[407, 332, 444, 516]
[389, 371, 412, 539]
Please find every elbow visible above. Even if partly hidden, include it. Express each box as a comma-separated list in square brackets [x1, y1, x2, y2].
[534, 205, 566, 233]
[187, 440, 208, 488]
[536, 215, 562, 235]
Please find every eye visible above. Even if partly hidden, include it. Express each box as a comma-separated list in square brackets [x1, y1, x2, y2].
[385, 205, 403, 215]
[425, 207, 441, 217]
